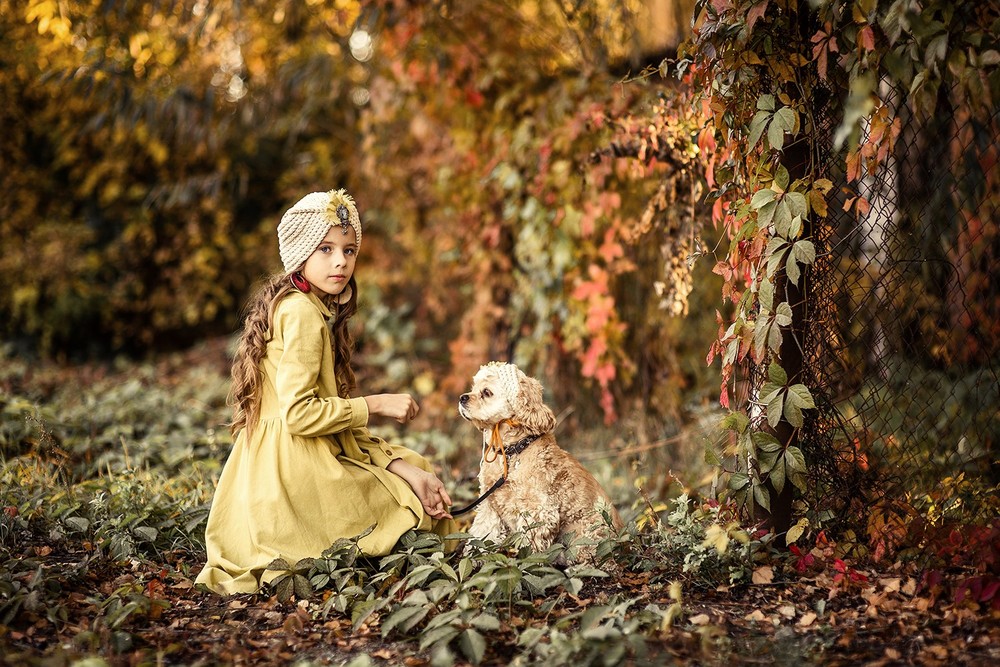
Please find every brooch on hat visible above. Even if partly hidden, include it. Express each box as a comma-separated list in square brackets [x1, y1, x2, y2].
[326, 189, 361, 244]
[336, 204, 350, 234]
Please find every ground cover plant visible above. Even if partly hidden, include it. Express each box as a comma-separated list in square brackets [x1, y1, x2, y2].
[2, 347, 997, 665]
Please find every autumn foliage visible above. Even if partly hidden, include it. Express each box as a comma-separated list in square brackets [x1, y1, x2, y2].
[1, 0, 714, 430]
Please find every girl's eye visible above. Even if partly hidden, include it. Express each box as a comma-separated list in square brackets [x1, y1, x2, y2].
[319, 245, 331, 253]
[482, 389, 492, 398]
[345, 247, 356, 256]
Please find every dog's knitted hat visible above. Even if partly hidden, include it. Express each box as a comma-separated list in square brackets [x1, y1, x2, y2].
[277, 188, 362, 273]
[474, 362, 522, 408]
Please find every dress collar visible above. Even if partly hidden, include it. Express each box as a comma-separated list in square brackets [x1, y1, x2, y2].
[302, 289, 333, 319]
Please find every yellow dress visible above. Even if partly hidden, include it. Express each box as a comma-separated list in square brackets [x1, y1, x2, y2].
[196, 290, 455, 595]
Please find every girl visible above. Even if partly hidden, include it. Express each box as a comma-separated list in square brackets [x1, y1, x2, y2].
[197, 189, 455, 595]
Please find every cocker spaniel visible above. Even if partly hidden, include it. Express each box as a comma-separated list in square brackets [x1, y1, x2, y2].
[457, 362, 622, 563]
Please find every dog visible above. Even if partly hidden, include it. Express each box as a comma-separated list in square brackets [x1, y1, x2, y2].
[457, 362, 623, 563]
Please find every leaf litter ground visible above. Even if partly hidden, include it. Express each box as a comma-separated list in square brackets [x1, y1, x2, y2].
[2, 534, 997, 666]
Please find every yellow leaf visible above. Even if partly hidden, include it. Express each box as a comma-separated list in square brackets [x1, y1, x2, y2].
[879, 577, 900, 593]
[660, 602, 683, 631]
[668, 580, 682, 602]
[702, 523, 730, 555]
[786, 517, 809, 545]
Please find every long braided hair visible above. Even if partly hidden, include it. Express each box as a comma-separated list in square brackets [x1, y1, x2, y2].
[228, 273, 359, 437]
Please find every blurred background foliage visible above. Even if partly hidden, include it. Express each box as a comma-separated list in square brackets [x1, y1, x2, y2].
[1, 0, 716, 443]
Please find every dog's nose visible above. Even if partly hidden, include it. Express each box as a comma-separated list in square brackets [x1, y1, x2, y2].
[459, 393, 470, 405]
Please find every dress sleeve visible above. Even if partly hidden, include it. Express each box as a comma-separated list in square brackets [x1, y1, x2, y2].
[274, 298, 370, 437]
[353, 428, 401, 469]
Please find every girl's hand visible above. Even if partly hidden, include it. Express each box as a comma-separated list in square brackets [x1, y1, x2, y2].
[364, 394, 420, 423]
[387, 459, 453, 520]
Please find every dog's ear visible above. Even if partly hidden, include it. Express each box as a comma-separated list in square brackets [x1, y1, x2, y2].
[514, 372, 556, 434]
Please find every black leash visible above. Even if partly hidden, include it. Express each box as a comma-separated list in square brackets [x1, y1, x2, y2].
[450, 434, 541, 517]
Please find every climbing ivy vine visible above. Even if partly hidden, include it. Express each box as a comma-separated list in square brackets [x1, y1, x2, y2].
[679, 0, 999, 529]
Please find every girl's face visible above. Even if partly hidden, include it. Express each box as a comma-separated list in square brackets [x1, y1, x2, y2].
[300, 226, 358, 298]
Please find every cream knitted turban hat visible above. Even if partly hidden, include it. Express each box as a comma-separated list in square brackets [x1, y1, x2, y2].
[277, 189, 363, 273]
[474, 362, 522, 409]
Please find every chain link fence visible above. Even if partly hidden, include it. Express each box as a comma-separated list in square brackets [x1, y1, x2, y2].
[796, 79, 999, 543]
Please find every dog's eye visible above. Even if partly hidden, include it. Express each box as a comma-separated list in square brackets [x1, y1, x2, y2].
[481, 388, 492, 398]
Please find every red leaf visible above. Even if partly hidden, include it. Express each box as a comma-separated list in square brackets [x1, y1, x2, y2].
[746, 1, 769, 35]
[859, 25, 875, 51]
[983, 579, 1000, 602]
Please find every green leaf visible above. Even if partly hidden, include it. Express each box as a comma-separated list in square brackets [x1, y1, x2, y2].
[266, 558, 290, 572]
[759, 277, 775, 311]
[758, 449, 779, 473]
[774, 164, 790, 191]
[766, 390, 784, 428]
[784, 397, 804, 427]
[775, 302, 792, 327]
[792, 240, 816, 265]
[748, 110, 771, 149]
[786, 254, 801, 285]
[773, 107, 796, 134]
[581, 604, 611, 630]
[459, 628, 486, 664]
[759, 381, 782, 404]
[419, 624, 460, 651]
[788, 214, 803, 239]
[784, 446, 807, 474]
[517, 627, 547, 648]
[750, 188, 777, 209]
[471, 613, 501, 631]
[65, 516, 90, 532]
[752, 318, 769, 359]
[132, 525, 156, 542]
[729, 472, 750, 490]
[752, 430, 782, 453]
[773, 200, 792, 237]
[720, 411, 750, 433]
[767, 118, 785, 151]
[787, 384, 816, 409]
[753, 482, 771, 512]
[770, 457, 786, 494]
[766, 241, 789, 277]
[789, 468, 808, 492]
[276, 576, 293, 603]
[758, 200, 777, 228]
[352, 598, 386, 630]
[705, 446, 723, 466]
[767, 361, 787, 385]
[756, 94, 775, 111]
[383, 605, 427, 637]
[764, 236, 786, 256]
[293, 557, 315, 573]
[785, 192, 807, 220]
[768, 320, 783, 353]
[292, 574, 312, 599]
[458, 558, 473, 582]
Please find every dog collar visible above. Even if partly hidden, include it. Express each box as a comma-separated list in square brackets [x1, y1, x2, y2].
[450, 433, 542, 517]
[504, 433, 540, 457]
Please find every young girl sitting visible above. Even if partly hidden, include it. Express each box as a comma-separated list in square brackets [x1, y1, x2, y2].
[196, 188, 455, 595]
